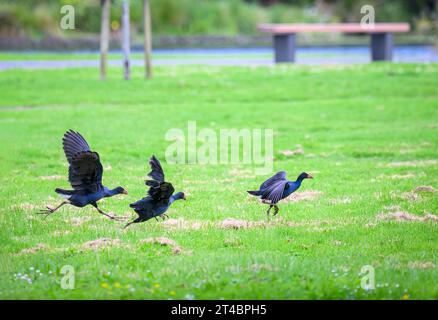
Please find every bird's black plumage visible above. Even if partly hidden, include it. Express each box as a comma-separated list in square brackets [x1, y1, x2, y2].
[38, 130, 127, 220]
[148, 181, 175, 204]
[124, 156, 185, 229]
[145, 155, 175, 203]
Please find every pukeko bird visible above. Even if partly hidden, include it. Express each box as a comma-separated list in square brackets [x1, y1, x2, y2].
[124, 155, 186, 229]
[38, 130, 128, 220]
[247, 171, 313, 218]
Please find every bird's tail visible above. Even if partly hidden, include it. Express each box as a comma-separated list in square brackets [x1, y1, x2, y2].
[129, 201, 141, 209]
[247, 190, 262, 196]
[55, 188, 75, 195]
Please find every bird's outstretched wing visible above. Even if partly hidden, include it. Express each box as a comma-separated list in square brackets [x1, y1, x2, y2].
[147, 155, 165, 182]
[63, 129, 91, 163]
[63, 130, 103, 192]
[261, 179, 288, 204]
[260, 171, 286, 190]
[147, 181, 175, 203]
[144, 156, 174, 204]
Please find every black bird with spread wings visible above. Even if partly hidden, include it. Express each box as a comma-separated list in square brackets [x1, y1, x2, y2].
[38, 130, 127, 220]
[124, 155, 186, 229]
[247, 171, 313, 218]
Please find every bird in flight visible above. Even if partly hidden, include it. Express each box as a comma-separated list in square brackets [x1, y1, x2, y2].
[38, 130, 127, 220]
[124, 155, 186, 229]
[247, 171, 313, 218]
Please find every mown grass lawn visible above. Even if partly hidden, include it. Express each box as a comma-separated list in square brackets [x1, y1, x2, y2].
[0, 63, 437, 299]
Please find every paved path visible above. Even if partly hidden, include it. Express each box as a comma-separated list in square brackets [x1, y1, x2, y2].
[1, 46, 437, 70]
[0, 57, 271, 70]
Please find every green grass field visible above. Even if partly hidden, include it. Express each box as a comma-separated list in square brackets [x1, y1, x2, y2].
[0, 63, 437, 299]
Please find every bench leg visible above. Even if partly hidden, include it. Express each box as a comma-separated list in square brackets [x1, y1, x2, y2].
[371, 33, 393, 61]
[273, 34, 296, 63]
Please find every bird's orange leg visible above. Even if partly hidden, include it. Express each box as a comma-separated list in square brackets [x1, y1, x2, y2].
[37, 201, 70, 217]
[123, 217, 142, 229]
[124, 221, 133, 229]
[266, 205, 274, 221]
[92, 203, 125, 221]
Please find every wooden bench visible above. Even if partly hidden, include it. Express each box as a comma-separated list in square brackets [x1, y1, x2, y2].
[257, 23, 410, 63]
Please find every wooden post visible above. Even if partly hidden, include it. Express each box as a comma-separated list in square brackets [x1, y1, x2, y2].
[122, 0, 130, 80]
[99, 0, 110, 80]
[143, 0, 152, 78]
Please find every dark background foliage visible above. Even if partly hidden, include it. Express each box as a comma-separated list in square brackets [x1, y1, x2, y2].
[0, 0, 436, 38]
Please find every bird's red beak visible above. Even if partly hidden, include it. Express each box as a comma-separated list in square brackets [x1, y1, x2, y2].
[122, 190, 128, 195]
[307, 174, 314, 179]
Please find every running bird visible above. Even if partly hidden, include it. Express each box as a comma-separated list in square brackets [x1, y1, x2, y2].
[38, 130, 128, 220]
[247, 171, 313, 218]
[124, 155, 186, 229]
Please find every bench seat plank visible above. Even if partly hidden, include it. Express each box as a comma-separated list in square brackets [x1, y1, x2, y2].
[258, 23, 410, 34]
